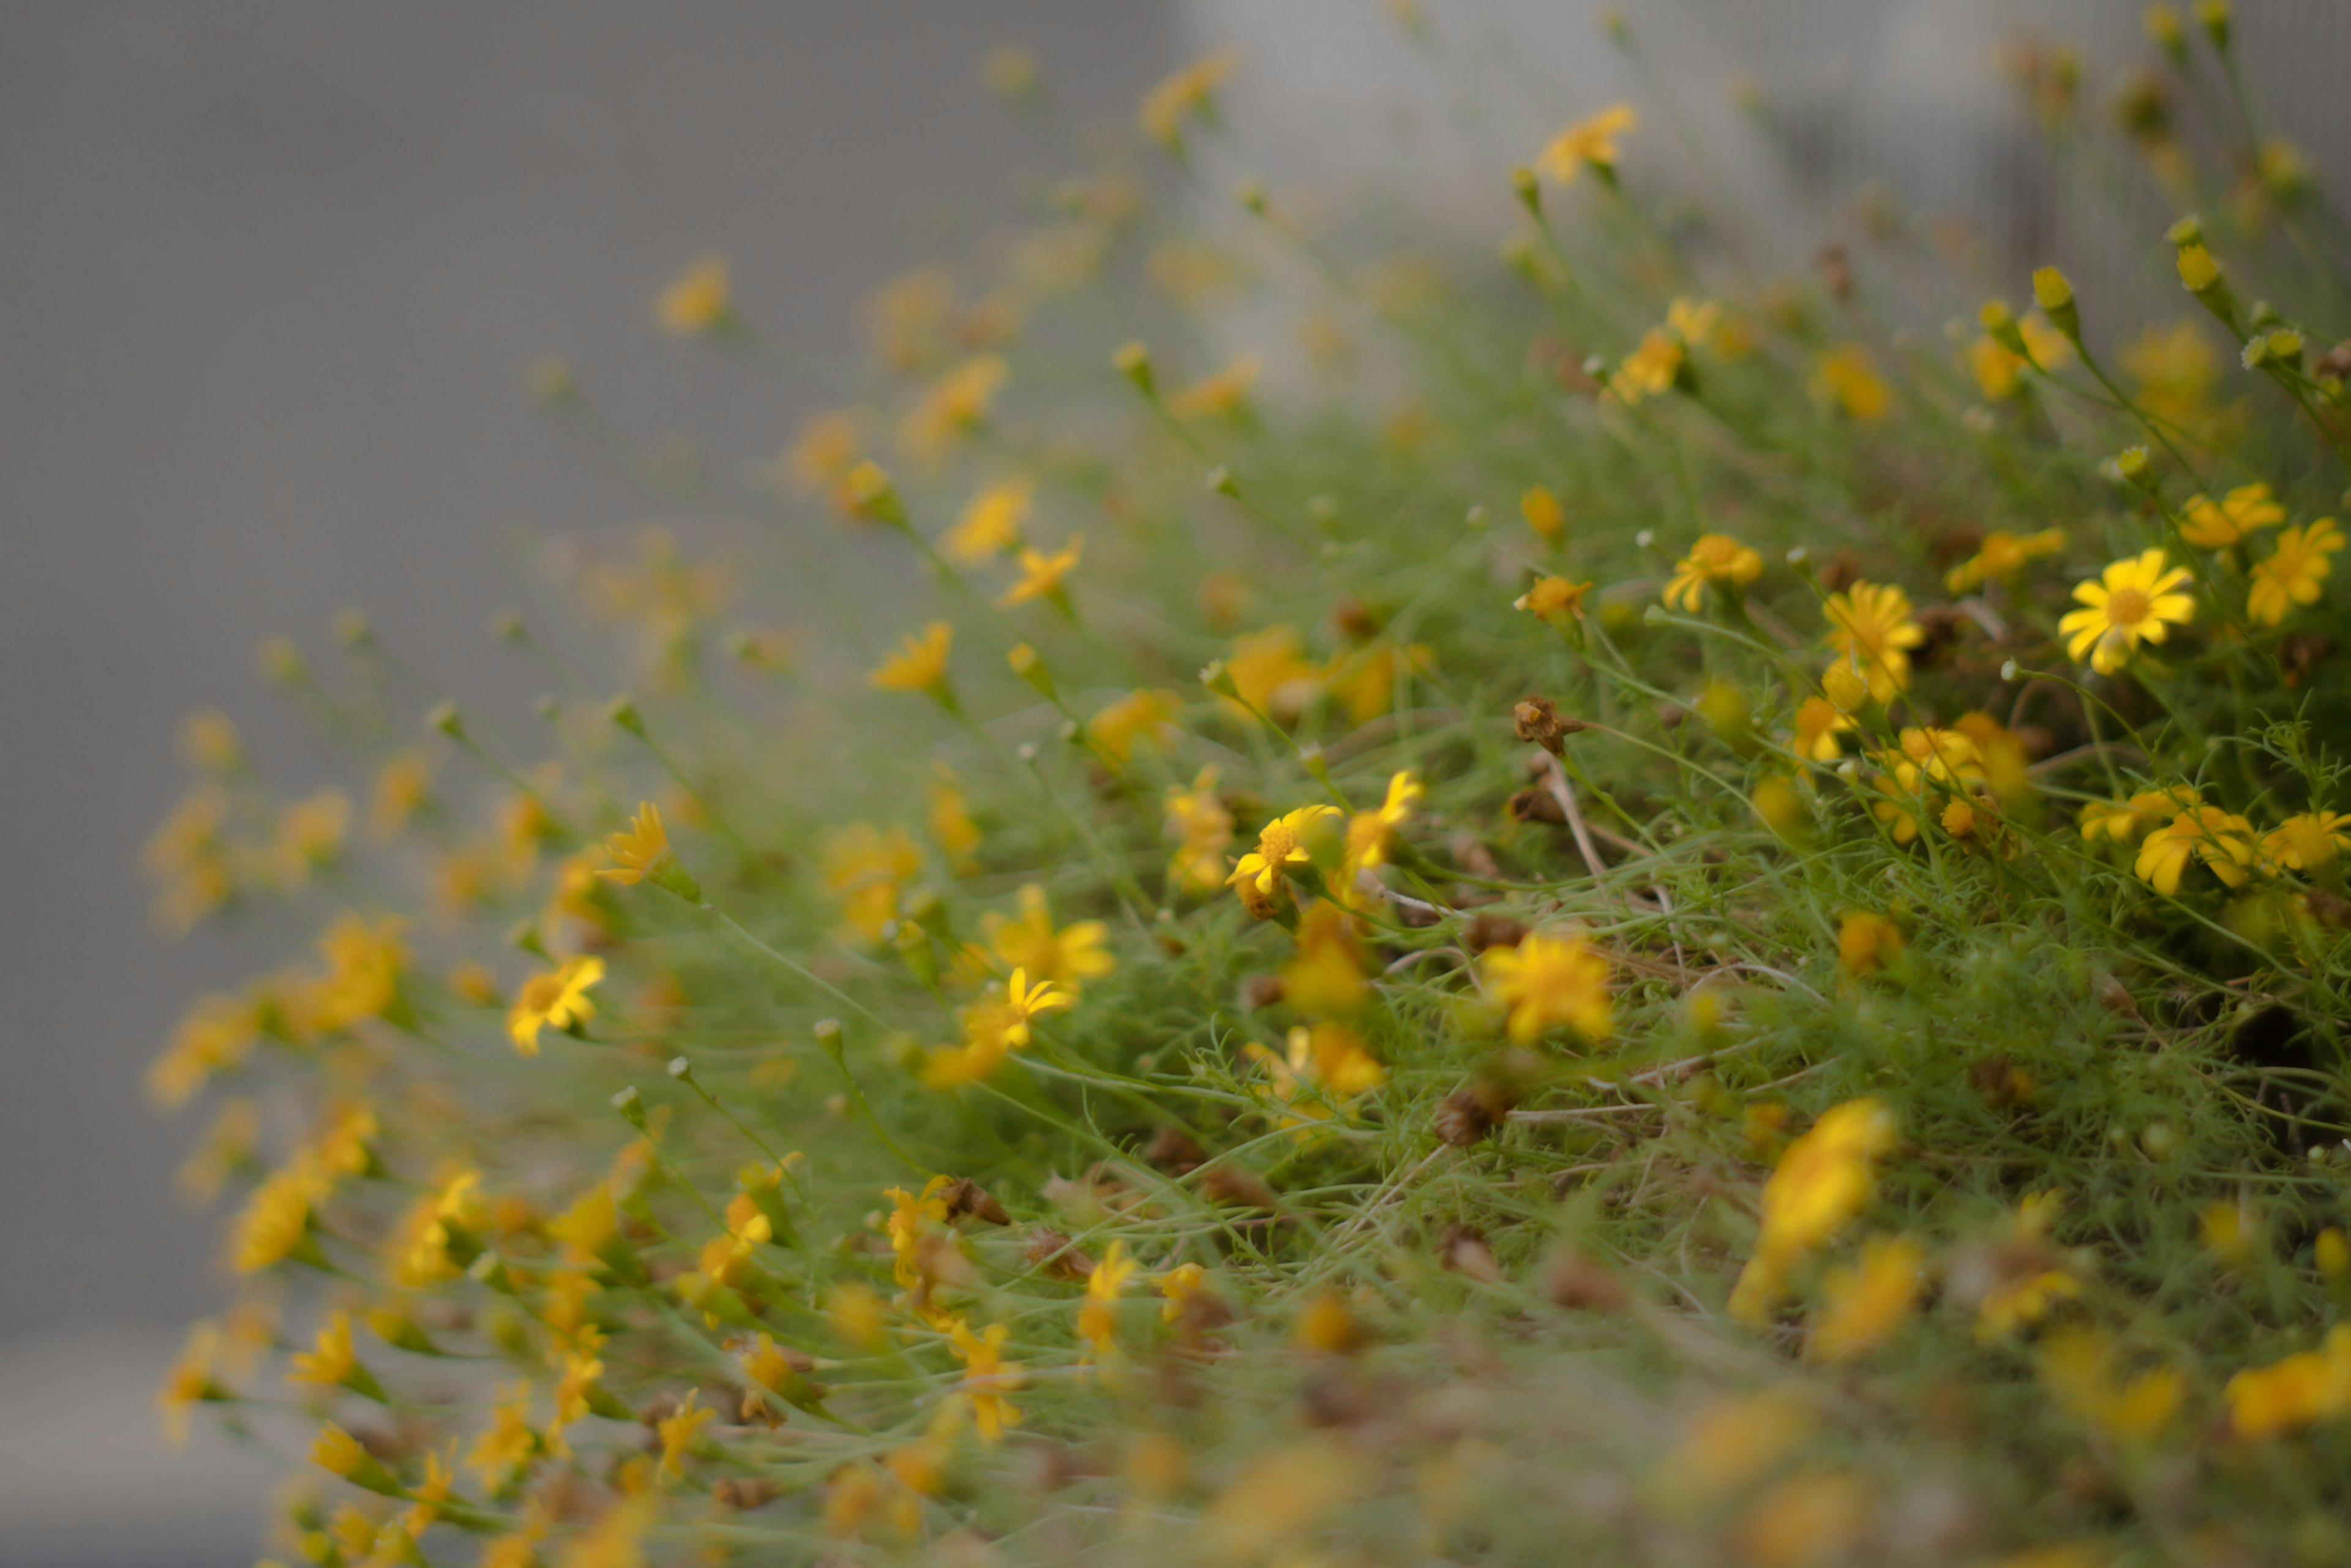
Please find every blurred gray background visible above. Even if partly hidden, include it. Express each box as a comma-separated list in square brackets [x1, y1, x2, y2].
[0, 5, 1170, 1564]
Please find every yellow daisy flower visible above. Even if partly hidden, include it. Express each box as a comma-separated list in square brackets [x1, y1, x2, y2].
[1662, 534, 1763, 612]
[508, 955, 604, 1056]
[1482, 929, 1612, 1045]
[2058, 548, 2195, 674]
[1536, 103, 1637, 182]
[2179, 482, 2284, 549]
[1823, 581, 1925, 700]
[2248, 517, 2342, 626]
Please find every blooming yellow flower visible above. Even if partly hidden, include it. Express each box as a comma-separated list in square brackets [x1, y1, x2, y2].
[999, 537, 1082, 609]
[1536, 102, 1637, 182]
[1164, 767, 1234, 895]
[1823, 581, 1925, 701]
[1610, 328, 1684, 403]
[1811, 344, 1892, 421]
[658, 1390, 713, 1477]
[871, 621, 954, 693]
[1228, 804, 1341, 919]
[1342, 770, 1421, 882]
[2262, 811, 2351, 875]
[1139, 49, 1239, 148]
[157, 1321, 226, 1446]
[2134, 805, 2256, 894]
[822, 822, 921, 942]
[597, 801, 669, 886]
[654, 253, 732, 336]
[2058, 548, 2194, 674]
[1482, 929, 1612, 1045]
[1945, 528, 2064, 593]
[1662, 534, 1763, 612]
[999, 967, 1074, 1047]
[1078, 1240, 1139, 1356]
[231, 1158, 324, 1273]
[1515, 574, 1592, 625]
[1730, 1098, 1897, 1321]
[942, 478, 1031, 565]
[507, 955, 604, 1056]
[948, 1319, 1024, 1441]
[2180, 482, 2284, 549]
[1790, 696, 1853, 762]
[2248, 517, 2342, 625]
[1805, 1236, 1924, 1362]
[1837, 910, 1904, 977]
[2225, 1326, 2351, 1439]
[2080, 786, 2197, 844]
[1283, 1021, 1386, 1098]
[901, 354, 1008, 463]
[288, 1308, 366, 1390]
[1087, 688, 1180, 762]
[1169, 353, 1261, 420]
[984, 885, 1113, 990]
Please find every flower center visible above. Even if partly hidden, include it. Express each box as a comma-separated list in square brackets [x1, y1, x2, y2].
[2105, 587, 2151, 627]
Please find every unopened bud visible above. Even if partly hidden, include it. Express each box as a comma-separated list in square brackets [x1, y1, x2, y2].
[1199, 659, 1240, 700]
[841, 460, 907, 529]
[612, 1085, 648, 1130]
[1509, 165, 1540, 214]
[2144, 4, 2186, 58]
[667, 1055, 694, 1081]
[2031, 266, 2080, 341]
[1007, 642, 1056, 700]
[1112, 340, 1154, 395]
[605, 694, 643, 735]
[334, 609, 372, 649]
[2192, 0, 2229, 51]
[1235, 181, 1268, 216]
[425, 700, 464, 739]
[1979, 298, 2028, 359]
[1205, 464, 1237, 496]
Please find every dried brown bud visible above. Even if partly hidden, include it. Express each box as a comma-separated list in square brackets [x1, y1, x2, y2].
[2315, 341, 2351, 384]
[1435, 1085, 1504, 1147]
[1241, 974, 1288, 1011]
[1021, 1228, 1096, 1281]
[1199, 1165, 1279, 1209]
[1330, 596, 1384, 642]
[2279, 633, 2336, 688]
[1817, 549, 1863, 593]
[1438, 1222, 1502, 1284]
[939, 1177, 1010, 1226]
[1507, 787, 1566, 825]
[2304, 888, 2351, 929]
[714, 1476, 782, 1509]
[1462, 912, 1528, 952]
[1512, 694, 1586, 755]
[1145, 1125, 1207, 1174]
[1544, 1248, 1632, 1312]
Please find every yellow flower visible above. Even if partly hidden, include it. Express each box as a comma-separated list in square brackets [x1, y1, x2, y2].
[1164, 767, 1234, 894]
[884, 1176, 951, 1287]
[782, 408, 865, 495]
[1822, 581, 1924, 700]
[1284, 1021, 1387, 1098]
[1139, 49, 1239, 148]
[1662, 534, 1763, 612]
[1169, 353, 1262, 420]
[822, 822, 921, 942]
[1536, 102, 1637, 182]
[1791, 697, 1852, 762]
[288, 1309, 378, 1398]
[507, 955, 605, 1056]
[2262, 811, 2351, 874]
[1342, 771, 1422, 882]
[901, 354, 1008, 463]
[231, 1158, 323, 1273]
[389, 1168, 484, 1288]
[1805, 1236, 1924, 1362]
[999, 966, 1074, 1047]
[984, 884, 1114, 989]
[2181, 482, 2284, 549]
[2134, 805, 2256, 893]
[1520, 485, 1565, 541]
[1157, 1262, 1209, 1324]
[2121, 318, 2219, 428]
[2225, 1326, 2351, 1439]
[1729, 1098, 1897, 1321]
[999, 537, 1082, 609]
[2080, 786, 2196, 844]
[870, 621, 954, 693]
[468, 1383, 539, 1488]
[1087, 689, 1180, 762]
[658, 1390, 713, 1477]
[597, 801, 670, 885]
[1227, 805, 1342, 918]
[2248, 517, 2342, 625]
[948, 1319, 1024, 1441]
[1609, 328, 1684, 403]
[2039, 1327, 2184, 1444]
[1946, 528, 2064, 593]
[654, 253, 732, 337]
[942, 479, 1031, 565]
[369, 751, 433, 839]
[1078, 1240, 1139, 1356]
[2058, 548, 2194, 674]
[1976, 1268, 2079, 1341]
[157, 1321, 227, 1446]
[1837, 910, 1903, 977]
[2176, 241, 2221, 293]
[271, 789, 352, 890]
[1223, 625, 1321, 718]
[1811, 344, 1892, 421]
[1482, 929, 1612, 1045]
[1967, 334, 2025, 402]
[1515, 575, 1592, 623]
[147, 992, 260, 1111]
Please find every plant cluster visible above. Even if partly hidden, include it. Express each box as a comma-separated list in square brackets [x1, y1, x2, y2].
[149, 6, 2351, 1564]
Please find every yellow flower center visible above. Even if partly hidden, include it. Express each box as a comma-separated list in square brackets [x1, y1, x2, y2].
[2105, 587, 2152, 628]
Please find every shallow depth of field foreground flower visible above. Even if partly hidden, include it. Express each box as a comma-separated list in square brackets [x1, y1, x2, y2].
[151, 9, 2351, 1565]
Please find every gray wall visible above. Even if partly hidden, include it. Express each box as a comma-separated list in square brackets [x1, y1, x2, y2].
[0, 5, 1169, 1561]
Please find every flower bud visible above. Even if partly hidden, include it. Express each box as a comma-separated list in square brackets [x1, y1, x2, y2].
[2192, 0, 2228, 51]
[1979, 298, 2028, 359]
[1112, 340, 1154, 395]
[1510, 165, 1540, 214]
[2031, 266, 2080, 342]
[2143, 4, 2186, 59]
[612, 1085, 648, 1131]
[1007, 642, 1056, 700]
[1205, 465, 1237, 497]
[841, 460, 907, 529]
